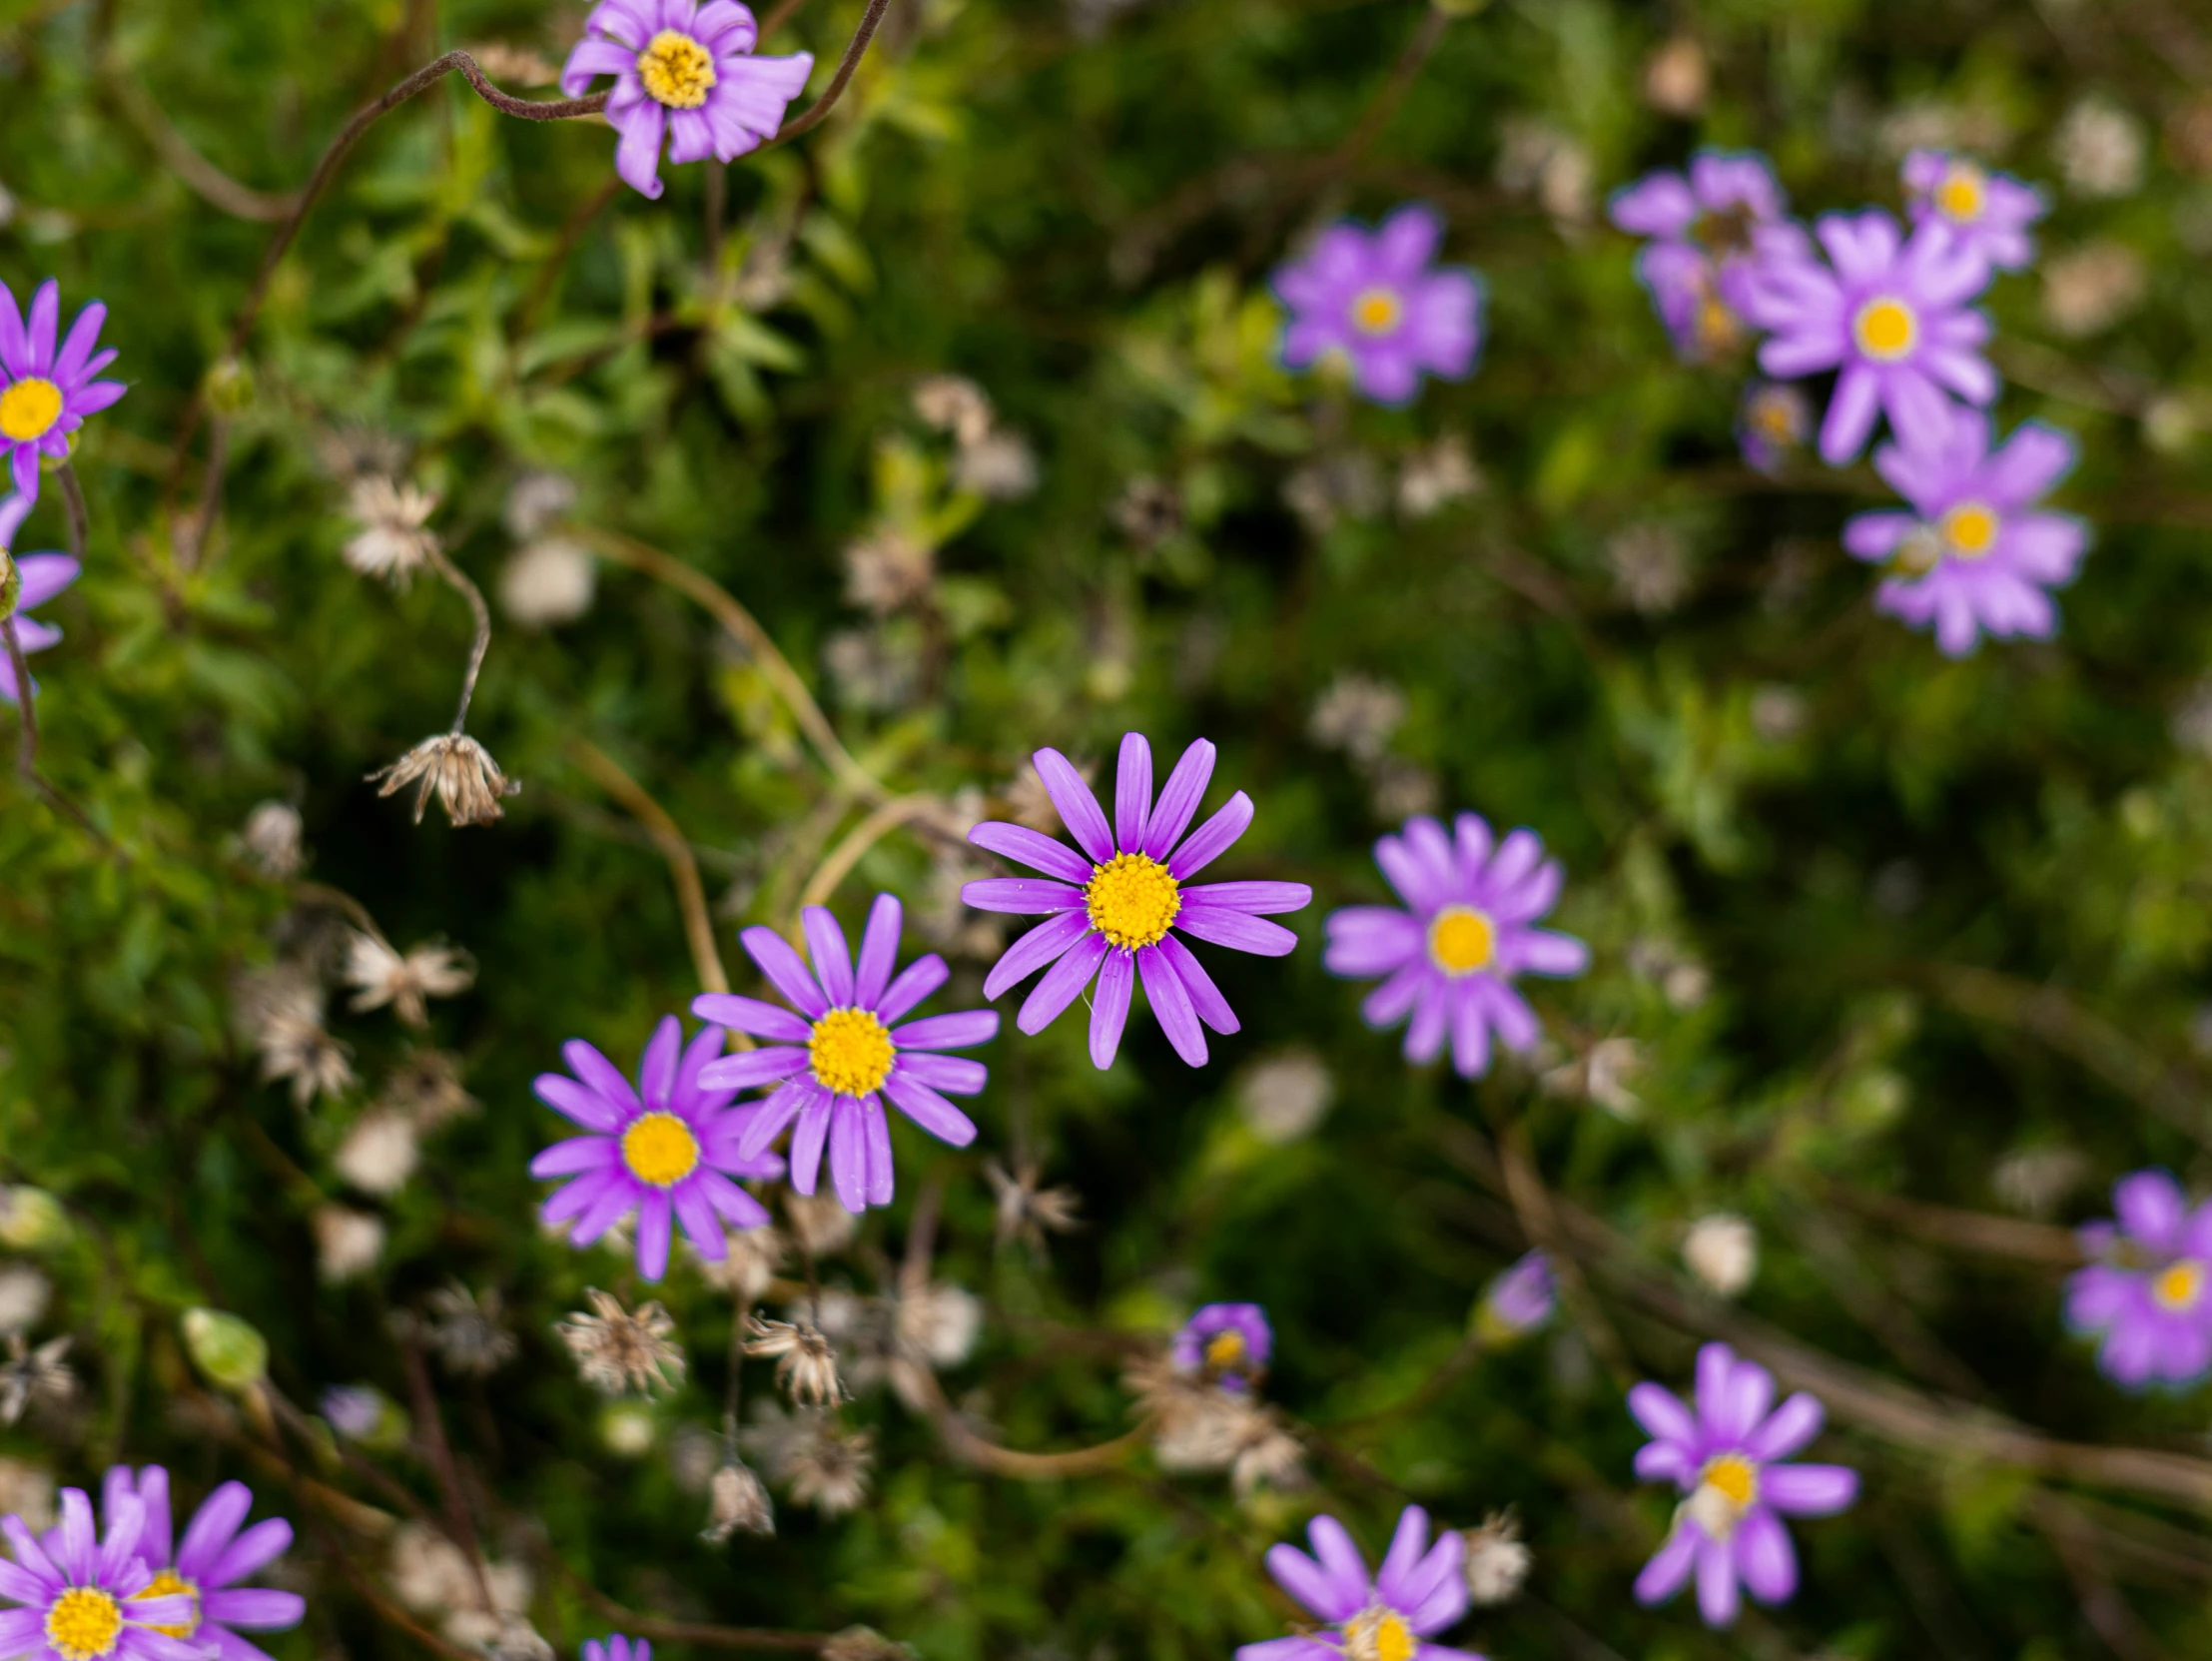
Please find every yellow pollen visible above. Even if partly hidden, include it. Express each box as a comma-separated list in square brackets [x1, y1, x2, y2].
[139, 1572, 199, 1641]
[620, 1112, 700, 1187]
[2155, 1259, 2205, 1311]
[1203, 1330, 1246, 1369]
[635, 30, 717, 108]
[1937, 167, 1986, 222]
[0, 378, 62, 443]
[1939, 501, 1999, 558]
[1751, 393, 1800, 441]
[1853, 296, 1918, 362]
[1350, 288, 1402, 336]
[1085, 852, 1181, 950]
[1427, 906, 1495, 977]
[808, 1008, 896, 1099]
[1701, 1453, 1759, 1508]
[1342, 1608, 1416, 1661]
[44, 1588, 123, 1661]
[1696, 296, 1744, 355]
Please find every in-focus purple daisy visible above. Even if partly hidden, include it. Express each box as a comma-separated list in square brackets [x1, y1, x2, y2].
[1902, 150, 2047, 273]
[1842, 413, 2088, 657]
[531, 1016, 783, 1280]
[91, 1468, 303, 1661]
[691, 893, 998, 1215]
[962, 735, 1313, 1070]
[1609, 150, 1794, 363]
[1737, 380, 1812, 477]
[584, 1638, 649, 1661]
[1630, 1341, 1857, 1629]
[1171, 1303, 1272, 1391]
[2065, 1170, 2212, 1389]
[0, 282, 123, 507]
[560, 0, 815, 201]
[1235, 1505, 1478, 1661]
[0, 494, 80, 704]
[1475, 1251, 1555, 1343]
[1271, 205, 1482, 406]
[0, 1487, 198, 1661]
[1736, 210, 1993, 464]
[1324, 813, 1588, 1078]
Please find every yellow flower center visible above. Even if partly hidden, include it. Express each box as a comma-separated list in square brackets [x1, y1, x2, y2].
[1852, 296, 1918, 363]
[636, 30, 717, 108]
[1691, 205, 1757, 258]
[2154, 1258, 2206, 1311]
[45, 1588, 123, 1661]
[1203, 1329, 1246, 1369]
[1702, 1453, 1758, 1507]
[1696, 295, 1744, 356]
[1349, 288, 1403, 336]
[139, 1572, 199, 1641]
[1427, 906, 1495, 977]
[1937, 166, 1986, 222]
[1750, 390, 1802, 443]
[1342, 1608, 1416, 1661]
[808, 1008, 896, 1099]
[0, 378, 62, 443]
[1939, 501, 1999, 559]
[1085, 852, 1181, 950]
[620, 1112, 700, 1187]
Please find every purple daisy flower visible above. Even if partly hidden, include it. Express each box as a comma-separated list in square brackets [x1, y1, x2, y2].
[0, 282, 123, 507]
[1630, 1342, 1858, 1629]
[1902, 150, 2047, 273]
[691, 893, 998, 1215]
[91, 1468, 303, 1661]
[1736, 210, 1993, 464]
[1737, 379, 1812, 476]
[1271, 205, 1483, 406]
[1841, 413, 2088, 657]
[1323, 813, 1588, 1078]
[0, 494, 80, 704]
[1476, 1250, 1555, 1341]
[0, 1486, 199, 1661]
[2065, 1170, 2212, 1389]
[560, 0, 815, 201]
[1171, 1303, 1272, 1391]
[1236, 1505, 1478, 1661]
[1610, 150, 1795, 364]
[584, 1638, 650, 1661]
[961, 735, 1313, 1070]
[531, 1016, 783, 1280]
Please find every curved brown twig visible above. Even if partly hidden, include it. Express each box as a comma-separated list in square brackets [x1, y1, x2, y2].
[569, 738, 734, 998]
[905, 1364, 1153, 1479]
[793, 793, 945, 926]
[772, 0, 893, 141]
[106, 64, 303, 222]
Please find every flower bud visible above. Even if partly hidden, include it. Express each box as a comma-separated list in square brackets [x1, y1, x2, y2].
[0, 1188, 69, 1252]
[205, 357, 255, 416]
[1473, 1250, 1556, 1344]
[182, 1307, 269, 1391]
[0, 548, 18, 625]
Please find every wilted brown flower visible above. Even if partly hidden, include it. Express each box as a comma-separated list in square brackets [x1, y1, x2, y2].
[783, 1190, 860, 1258]
[1643, 36, 1707, 117]
[380, 1049, 478, 1131]
[314, 1206, 385, 1282]
[372, 734, 519, 828]
[694, 1225, 785, 1304]
[911, 376, 994, 447]
[1396, 433, 1481, 518]
[1309, 674, 1407, 766]
[1683, 1214, 1758, 1298]
[0, 1266, 50, 1336]
[237, 966, 355, 1107]
[0, 1334, 73, 1426]
[343, 932, 475, 1027]
[1463, 1511, 1532, 1605]
[782, 1418, 874, 1515]
[984, 1158, 1083, 1257]
[2042, 241, 2148, 338]
[1234, 1049, 1335, 1145]
[424, 1282, 518, 1377]
[334, 1110, 421, 1197]
[1126, 1354, 1306, 1496]
[842, 529, 935, 615]
[558, 1288, 686, 1395]
[745, 1316, 846, 1406]
[497, 539, 596, 628]
[1111, 476, 1182, 548]
[240, 801, 306, 879]
[952, 430, 1039, 501]
[1540, 1037, 1645, 1118]
[1607, 523, 1693, 614]
[702, 1458, 775, 1541]
[344, 476, 440, 587]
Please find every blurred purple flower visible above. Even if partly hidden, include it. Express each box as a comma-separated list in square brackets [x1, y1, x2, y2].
[584, 1638, 650, 1661]
[1842, 414, 2088, 656]
[1171, 1303, 1272, 1391]
[1478, 1251, 1555, 1340]
[531, 1016, 782, 1280]
[0, 493, 79, 704]
[95, 1466, 305, 1661]
[0, 1488, 198, 1661]
[1271, 205, 1483, 406]
[0, 281, 123, 506]
[1737, 210, 1993, 463]
[1737, 380, 1811, 476]
[1901, 150, 2047, 273]
[693, 893, 998, 1214]
[1324, 813, 1588, 1078]
[1235, 1505, 1478, 1661]
[2066, 1170, 2212, 1388]
[1630, 1341, 1858, 1628]
[1610, 150, 1794, 363]
[963, 735, 1312, 1070]
[560, 0, 815, 200]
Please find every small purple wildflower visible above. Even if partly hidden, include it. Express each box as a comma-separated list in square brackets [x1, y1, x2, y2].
[531, 1016, 783, 1280]
[962, 735, 1312, 1070]
[584, 1638, 650, 1661]
[1477, 1251, 1555, 1341]
[1271, 205, 1483, 406]
[691, 893, 998, 1215]
[1737, 210, 1994, 464]
[1902, 150, 2047, 273]
[0, 1487, 199, 1661]
[1610, 150, 1794, 363]
[1171, 1303, 1272, 1391]
[1324, 813, 1588, 1078]
[1737, 380, 1812, 476]
[1630, 1341, 1858, 1629]
[0, 282, 123, 507]
[1235, 1505, 1479, 1661]
[320, 1386, 384, 1441]
[2065, 1170, 2212, 1389]
[560, 0, 815, 201]
[0, 494, 80, 704]
[93, 1467, 305, 1661]
[1842, 413, 2088, 657]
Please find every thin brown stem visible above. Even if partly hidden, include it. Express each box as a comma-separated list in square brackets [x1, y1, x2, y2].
[4, 618, 39, 783]
[757, 0, 813, 37]
[551, 1563, 829, 1652]
[58, 464, 88, 566]
[424, 547, 492, 734]
[793, 793, 943, 930]
[397, 1330, 499, 1617]
[1486, 1107, 1635, 1389]
[770, 0, 893, 141]
[105, 62, 303, 221]
[183, 417, 227, 571]
[904, 1362, 1152, 1478]
[1334, 4, 1449, 165]
[569, 737, 734, 997]
[515, 175, 621, 339]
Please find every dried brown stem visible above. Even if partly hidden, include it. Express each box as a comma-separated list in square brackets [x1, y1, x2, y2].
[58, 464, 89, 566]
[1487, 1109, 1635, 1389]
[397, 1330, 499, 1617]
[569, 737, 733, 997]
[106, 62, 303, 221]
[793, 793, 943, 928]
[1825, 1185, 2084, 1267]
[183, 417, 227, 571]
[514, 174, 621, 339]
[1334, 4, 1449, 164]
[549, 1557, 830, 1651]
[772, 0, 894, 141]
[424, 547, 492, 734]
[4, 619, 40, 784]
[903, 1362, 1153, 1478]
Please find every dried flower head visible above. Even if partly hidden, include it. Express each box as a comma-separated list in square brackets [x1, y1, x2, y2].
[1608, 523, 1693, 614]
[783, 1191, 860, 1259]
[372, 734, 519, 828]
[241, 801, 306, 879]
[984, 1157, 1083, 1256]
[502, 470, 577, 539]
[314, 1206, 385, 1281]
[237, 966, 355, 1107]
[745, 1315, 847, 1407]
[343, 931, 475, 1027]
[2056, 98, 2146, 199]
[912, 376, 995, 446]
[694, 1225, 785, 1304]
[842, 528, 935, 615]
[2042, 241, 2148, 339]
[1541, 1037, 1646, 1119]
[1129, 1356, 1305, 1494]
[1111, 476, 1182, 548]
[1683, 1214, 1759, 1298]
[1643, 35, 1708, 116]
[1463, 1511, 1532, 1605]
[702, 1459, 775, 1541]
[1993, 1147, 2088, 1219]
[559, 1288, 686, 1396]
[380, 1049, 478, 1131]
[953, 430, 1039, 501]
[498, 538, 596, 629]
[1397, 432, 1482, 518]
[1309, 674, 1408, 766]
[780, 1417, 874, 1515]
[1234, 1049, 1335, 1145]
[344, 476, 440, 587]
[1284, 451, 1383, 534]
[0, 1265, 51, 1335]
[424, 1281, 518, 1376]
[335, 1110, 421, 1197]
[0, 1333, 72, 1425]
[0, 1458, 54, 1532]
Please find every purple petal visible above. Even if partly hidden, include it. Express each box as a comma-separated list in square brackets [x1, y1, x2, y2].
[1694, 1530, 1741, 1627]
[202, 1515, 295, 1592]
[1155, 934, 1239, 1035]
[695, 1048, 809, 1091]
[788, 1090, 833, 1193]
[890, 1011, 999, 1050]
[963, 878, 1086, 914]
[175, 1482, 253, 1582]
[1323, 907, 1424, 977]
[853, 892, 903, 1008]
[530, 1136, 617, 1178]
[969, 821, 1095, 884]
[200, 1589, 305, 1631]
[801, 907, 857, 1006]
[1137, 945, 1208, 1066]
[635, 1190, 674, 1280]
[862, 1097, 895, 1207]
[1734, 1508, 1798, 1604]
[1114, 732, 1152, 852]
[1305, 1515, 1372, 1616]
[1179, 881, 1311, 916]
[892, 1052, 985, 1094]
[690, 993, 814, 1044]
[1034, 747, 1115, 863]
[1760, 1463, 1858, 1516]
[52, 303, 106, 387]
[1374, 1505, 1432, 1610]
[1262, 1543, 1360, 1625]
[1629, 1381, 1696, 1445]
[1017, 932, 1108, 1033]
[877, 952, 949, 1022]
[25, 283, 56, 377]
[1143, 739, 1217, 858]
[881, 1071, 979, 1146]
[1090, 949, 1134, 1069]
[828, 1100, 867, 1213]
[58, 1488, 95, 1582]
[983, 911, 1091, 1000]
[740, 926, 831, 1018]
[639, 1016, 682, 1111]
[736, 1078, 816, 1161]
[563, 1041, 645, 1118]
[1166, 791, 1253, 879]
[1744, 1392, 1825, 1462]
[2115, 1170, 2188, 1252]
[1174, 905, 1297, 957]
